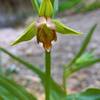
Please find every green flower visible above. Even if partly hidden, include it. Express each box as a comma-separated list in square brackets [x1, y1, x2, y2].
[11, 0, 81, 52]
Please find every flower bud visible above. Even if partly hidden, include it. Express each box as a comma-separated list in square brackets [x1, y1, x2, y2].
[39, 0, 53, 17]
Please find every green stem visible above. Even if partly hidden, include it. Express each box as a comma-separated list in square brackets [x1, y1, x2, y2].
[45, 51, 51, 100]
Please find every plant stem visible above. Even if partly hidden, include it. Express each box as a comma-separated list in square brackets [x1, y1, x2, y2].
[45, 51, 51, 100]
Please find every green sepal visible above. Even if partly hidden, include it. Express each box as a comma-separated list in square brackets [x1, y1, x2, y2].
[11, 22, 37, 46]
[52, 19, 81, 35]
[31, 0, 40, 13]
[39, 0, 53, 17]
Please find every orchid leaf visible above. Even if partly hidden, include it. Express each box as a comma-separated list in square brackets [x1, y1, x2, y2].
[0, 75, 37, 100]
[52, 20, 81, 35]
[0, 47, 44, 80]
[75, 52, 95, 65]
[11, 22, 37, 46]
[67, 88, 100, 100]
[39, 0, 53, 17]
[65, 56, 100, 78]
[51, 88, 100, 100]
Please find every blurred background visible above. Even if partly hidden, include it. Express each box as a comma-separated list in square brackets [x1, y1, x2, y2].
[0, 0, 100, 98]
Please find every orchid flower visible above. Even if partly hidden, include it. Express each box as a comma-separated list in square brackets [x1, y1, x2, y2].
[12, 0, 81, 52]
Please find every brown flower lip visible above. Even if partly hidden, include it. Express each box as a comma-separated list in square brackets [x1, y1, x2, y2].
[35, 17, 57, 52]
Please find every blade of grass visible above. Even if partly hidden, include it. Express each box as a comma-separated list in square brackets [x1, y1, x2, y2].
[0, 47, 44, 80]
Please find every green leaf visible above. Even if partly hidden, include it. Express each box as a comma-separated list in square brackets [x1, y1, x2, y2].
[67, 88, 100, 100]
[1, 47, 99, 100]
[75, 52, 95, 64]
[75, 57, 100, 71]
[39, 0, 53, 17]
[0, 47, 44, 81]
[65, 57, 100, 78]
[52, 20, 81, 35]
[0, 75, 37, 100]
[65, 24, 97, 68]
[51, 86, 100, 100]
[11, 22, 37, 46]
[65, 52, 100, 78]
[0, 47, 66, 100]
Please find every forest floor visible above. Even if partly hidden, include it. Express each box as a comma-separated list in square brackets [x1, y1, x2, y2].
[0, 10, 100, 99]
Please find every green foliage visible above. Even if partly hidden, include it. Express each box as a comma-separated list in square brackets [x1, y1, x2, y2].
[0, 47, 66, 99]
[65, 24, 97, 68]
[0, 75, 37, 100]
[64, 24, 99, 78]
[65, 52, 100, 78]
[67, 88, 100, 100]
[59, 0, 81, 12]
[0, 47, 45, 81]
[51, 88, 100, 100]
